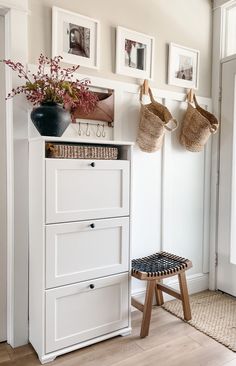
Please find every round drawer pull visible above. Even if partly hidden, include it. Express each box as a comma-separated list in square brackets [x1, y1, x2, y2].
[89, 284, 95, 289]
[90, 223, 95, 229]
[90, 162, 95, 167]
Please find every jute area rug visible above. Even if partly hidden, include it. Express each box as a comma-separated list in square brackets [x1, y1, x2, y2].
[162, 290, 236, 351]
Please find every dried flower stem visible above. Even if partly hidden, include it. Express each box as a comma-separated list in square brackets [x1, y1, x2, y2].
[1, 54, 98, 119]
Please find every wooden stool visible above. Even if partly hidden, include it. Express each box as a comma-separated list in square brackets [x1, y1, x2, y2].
[131, 252, 192, 338]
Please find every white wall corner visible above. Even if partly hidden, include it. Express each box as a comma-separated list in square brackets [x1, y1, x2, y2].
[213, 0, 236, 10]
[0, 0, 28, 12]
[3, 2, 29, 347]
[210, 0, 225, 291]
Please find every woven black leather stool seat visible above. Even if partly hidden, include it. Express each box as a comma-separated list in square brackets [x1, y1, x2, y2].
[131, 251, 192, 280]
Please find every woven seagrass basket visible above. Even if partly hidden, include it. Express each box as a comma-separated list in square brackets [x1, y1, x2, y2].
[180, 94, 219, 152]
[137, 88, 178, 152]
[45, 143, 118, 160]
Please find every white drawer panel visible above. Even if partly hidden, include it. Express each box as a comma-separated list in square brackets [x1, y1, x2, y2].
[46, 217, 129, 288]
[45, 159, 130, 223]
[45, 273, 129, 353]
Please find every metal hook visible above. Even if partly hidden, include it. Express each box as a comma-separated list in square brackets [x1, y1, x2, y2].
[78, 122, 82, 136]
[86, 123, 90, 136]
[96, 124, 101, 137]
[102, 124, 106, 138]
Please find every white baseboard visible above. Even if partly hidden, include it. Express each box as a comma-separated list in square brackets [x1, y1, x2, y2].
[131, 272, 209, 307]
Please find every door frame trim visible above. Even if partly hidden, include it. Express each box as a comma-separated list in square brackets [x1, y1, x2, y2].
[211, 0, 236, 289]
[221, 53, 236, 64]
[0, 0, 28, 346]
[0, 12, 7, 343]
[4, 10, 14, 345]
[217, 55, 236, 294]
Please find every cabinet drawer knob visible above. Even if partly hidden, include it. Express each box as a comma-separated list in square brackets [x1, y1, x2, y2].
[90, 162, 95, 167]
[89, 284, 95, 289]
[90, 223, 95, 229]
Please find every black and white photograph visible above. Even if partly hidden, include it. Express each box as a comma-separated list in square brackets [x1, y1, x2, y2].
[116, 26, 154, 79]
[52, 7, 100, 69]
[168, 43, 200, 89]
[176, 54, 193, 81]
[64, 22, 90, 58]
[125, 39, 147, 71]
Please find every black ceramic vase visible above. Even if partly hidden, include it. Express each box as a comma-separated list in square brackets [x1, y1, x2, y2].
[30, 102, 71, 137]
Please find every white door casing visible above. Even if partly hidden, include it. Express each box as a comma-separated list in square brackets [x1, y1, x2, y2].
[210, 0, 236, 291]
[0, 14, 7, 342]
[217, 55, 236, 295]
[0, 0, 29, 347]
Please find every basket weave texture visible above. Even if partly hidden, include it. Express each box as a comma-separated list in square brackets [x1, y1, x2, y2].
[180, 95, 219, 152]
[45, 143, 118, 160]
[137, 88, 177, 153]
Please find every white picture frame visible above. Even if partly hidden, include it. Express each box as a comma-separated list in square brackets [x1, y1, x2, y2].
[52, 7, 100, 69]
[116, 26, 155, 80]
[168, 43, 200, 89]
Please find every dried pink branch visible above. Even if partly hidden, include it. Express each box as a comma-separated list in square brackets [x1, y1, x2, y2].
[1, 54, 98, 119]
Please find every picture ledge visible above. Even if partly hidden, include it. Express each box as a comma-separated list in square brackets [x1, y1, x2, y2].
[27, 63, 212, 106]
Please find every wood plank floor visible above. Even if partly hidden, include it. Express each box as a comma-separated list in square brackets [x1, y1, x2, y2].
[1, 307, 236, 366]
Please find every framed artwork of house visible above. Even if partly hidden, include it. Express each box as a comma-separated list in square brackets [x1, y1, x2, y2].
[116, 26, 155, 79]
[168, 43, 200, 89]
[52, 7, 100, 69]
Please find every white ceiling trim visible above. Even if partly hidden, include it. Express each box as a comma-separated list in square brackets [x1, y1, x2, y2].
[0, 0, 28, 12]
[213, 0, 236, 10]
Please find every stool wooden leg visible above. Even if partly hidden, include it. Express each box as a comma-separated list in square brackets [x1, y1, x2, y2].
[155, 280, 164, 306]
[140, 281, 155, 338]
[178, 272, 191, 321]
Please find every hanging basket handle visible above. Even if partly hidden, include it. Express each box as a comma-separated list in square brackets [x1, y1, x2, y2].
[140, 86, 155, 103]
[186, 89, 194, 103]
[140, 86, 178, 131]
[193, 94, 219, 134]
[164, 118, 178, 132]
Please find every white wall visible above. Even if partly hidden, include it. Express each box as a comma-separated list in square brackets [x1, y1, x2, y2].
[29, 73, 211, 298]
[28, 0, 212, 97]
[0, 14, 7, 342]
[8, 0, 213, 346]
[119, 89, 210, 297]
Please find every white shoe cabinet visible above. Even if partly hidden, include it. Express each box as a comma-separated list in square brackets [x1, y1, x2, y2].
[29, 137, 133, 364]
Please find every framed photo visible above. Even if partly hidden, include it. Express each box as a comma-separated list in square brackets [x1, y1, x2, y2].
[116, 26, 155, 79]
[52, 7, 100, 69]
[168, 43, 200, 89]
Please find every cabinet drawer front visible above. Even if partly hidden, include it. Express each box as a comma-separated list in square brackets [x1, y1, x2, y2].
[45, 159, 130, 223]
[46, 217, 129, 288]
[45, 273, 129, 353]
